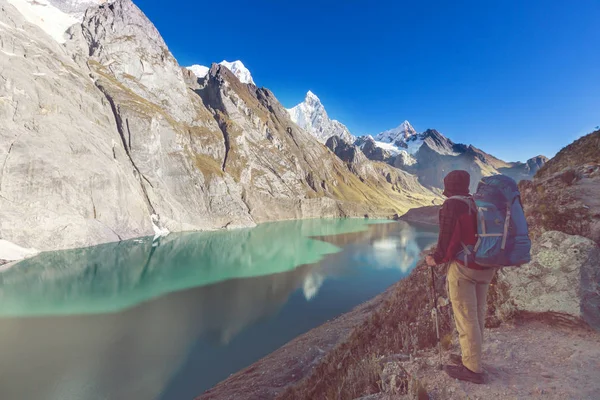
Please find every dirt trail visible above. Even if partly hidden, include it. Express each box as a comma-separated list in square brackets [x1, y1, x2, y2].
[402, 320, 600, 400]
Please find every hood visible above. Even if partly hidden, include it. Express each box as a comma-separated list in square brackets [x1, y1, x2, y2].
[443, 170, 470, 197]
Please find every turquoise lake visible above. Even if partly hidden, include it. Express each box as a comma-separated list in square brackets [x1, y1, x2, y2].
[0, 219, 437, 400]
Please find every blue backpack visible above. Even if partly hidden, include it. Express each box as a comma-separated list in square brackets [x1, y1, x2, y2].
[455, 175, 531, 268]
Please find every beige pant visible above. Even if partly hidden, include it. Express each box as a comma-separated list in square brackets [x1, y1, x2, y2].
[447, 261, 496, 373]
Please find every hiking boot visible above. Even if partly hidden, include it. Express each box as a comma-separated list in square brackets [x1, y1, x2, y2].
[448, 353, 462, 365]
[443, 364, 484, 384]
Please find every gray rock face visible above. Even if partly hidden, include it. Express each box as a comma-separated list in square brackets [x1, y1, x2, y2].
[519, 163, 600, 245]
[0, 0, 152, 250]
[325, 135, 367, 167]
[496, 231, 600, 331]
[355, 136, 394, 163]
[79, 0, 195, 122]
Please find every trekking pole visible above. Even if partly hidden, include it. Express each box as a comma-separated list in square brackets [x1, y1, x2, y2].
[430, 265, 443, 370]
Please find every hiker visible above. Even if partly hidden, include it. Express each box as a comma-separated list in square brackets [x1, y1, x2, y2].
[425, 170, 495, 384]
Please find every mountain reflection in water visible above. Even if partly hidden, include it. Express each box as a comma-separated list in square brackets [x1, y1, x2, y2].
[0, 219, 437, 400]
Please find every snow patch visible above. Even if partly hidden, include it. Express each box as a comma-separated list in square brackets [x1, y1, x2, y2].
[0, 239, 39, 262]
[396, 150, 418, 166]
[372, 140, 402, 155]
[6, 0, 108, 43]
[151, 214, 169, 241]
[185, 60, 255, 84]
[6, 0, 79, 43]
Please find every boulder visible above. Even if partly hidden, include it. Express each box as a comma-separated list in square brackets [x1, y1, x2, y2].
[495, 231, 600, 331]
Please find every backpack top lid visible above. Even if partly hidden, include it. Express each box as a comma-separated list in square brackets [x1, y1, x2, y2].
[474, 175, 520, 208]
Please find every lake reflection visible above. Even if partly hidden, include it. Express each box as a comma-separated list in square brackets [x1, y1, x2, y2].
[0, 219, 437, 400]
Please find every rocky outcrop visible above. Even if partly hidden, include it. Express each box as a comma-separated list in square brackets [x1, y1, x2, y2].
[492, 231, 600, 331]
[398, 205, 441, 226]
[499, 155, 548, 181]
[519, 164, 600, 244]
[536, 130, 600, 179]
[325, 135, 367, 167]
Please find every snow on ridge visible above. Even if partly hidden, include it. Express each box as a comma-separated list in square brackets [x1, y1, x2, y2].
[287, 90, 355, 144]
[186, 60, 255, 84]
[375, 120, 417, 144]
[6, 0, 108, 43]
[219, 60, 255, 84]
[188, 65, 209, 79]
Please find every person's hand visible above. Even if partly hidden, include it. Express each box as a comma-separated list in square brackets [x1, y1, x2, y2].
[425, 255, 437, 267]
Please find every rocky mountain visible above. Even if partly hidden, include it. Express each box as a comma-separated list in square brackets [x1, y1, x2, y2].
[284, 86, 545, 193]
[358, 126, 547, 192]
[188, 60, 255, 85]
[535, 130, 599, 180]
[0, 0, 438, 256]
[519, 130, 600, 244]
[498, 155, 548, 181]
[374, 120, 417, 145]
[287, 91, 355, 144]
[289, 92, 547, 192]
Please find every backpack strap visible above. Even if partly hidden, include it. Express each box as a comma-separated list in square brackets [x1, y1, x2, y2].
[501, 201, 512, 250]
[460, 242, 471, 267]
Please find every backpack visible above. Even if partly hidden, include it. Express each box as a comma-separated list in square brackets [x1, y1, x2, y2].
[453, 175, 531, 268]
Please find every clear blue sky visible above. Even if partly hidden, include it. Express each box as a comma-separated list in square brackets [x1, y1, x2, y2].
[135, 0, 599, 162]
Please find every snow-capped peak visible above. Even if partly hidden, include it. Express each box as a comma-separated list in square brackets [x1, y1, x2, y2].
[375, 120, 417, 144]
[187, 65, 210, 79]
[219, 60, 255, 85]
[305, 90, 320, 102]
[186, 60, 255, 85]
[6, 0, 110, 43]
[287, 91, 355, 144]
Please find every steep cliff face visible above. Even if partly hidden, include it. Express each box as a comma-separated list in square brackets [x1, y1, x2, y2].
[0, 0, 438, 253]
[1, 0, 153, 251]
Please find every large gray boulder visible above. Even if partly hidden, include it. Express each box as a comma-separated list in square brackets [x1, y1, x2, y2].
[496, 231, 600, 331]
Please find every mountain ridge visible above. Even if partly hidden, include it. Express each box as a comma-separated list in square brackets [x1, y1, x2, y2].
[0, 0, 438, 256]
[287, 91, 355, 144]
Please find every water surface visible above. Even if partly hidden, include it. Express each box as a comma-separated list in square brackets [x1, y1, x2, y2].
[0, 219, 437, 400]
